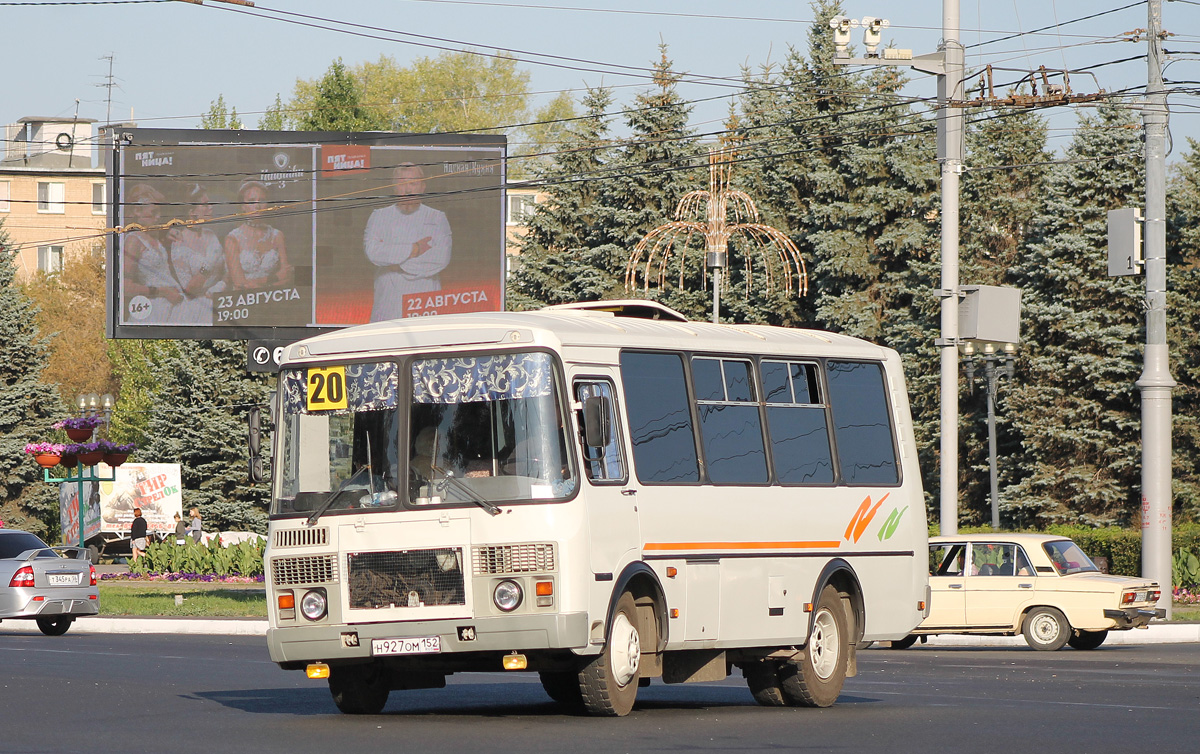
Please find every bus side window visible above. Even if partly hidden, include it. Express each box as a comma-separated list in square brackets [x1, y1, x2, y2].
[574, 380, 626, 483]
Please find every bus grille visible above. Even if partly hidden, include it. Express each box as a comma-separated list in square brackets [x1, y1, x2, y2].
[348, 549, 465, 610]
[472, 543, 556, 575]
[273, 527, 329, 548]
[272, 554, 338, 585]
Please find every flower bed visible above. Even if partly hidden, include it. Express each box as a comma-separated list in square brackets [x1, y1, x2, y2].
[100, 572, 263, 584]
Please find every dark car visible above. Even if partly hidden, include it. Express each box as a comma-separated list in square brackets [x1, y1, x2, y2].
[0, 529, 99, 635]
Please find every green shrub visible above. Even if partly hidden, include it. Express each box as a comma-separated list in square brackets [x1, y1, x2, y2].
[128, 537, 264, 577]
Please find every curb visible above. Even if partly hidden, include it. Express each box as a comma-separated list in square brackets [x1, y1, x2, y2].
[884, 622, 1200, 648]
[2, 616, 268, 636]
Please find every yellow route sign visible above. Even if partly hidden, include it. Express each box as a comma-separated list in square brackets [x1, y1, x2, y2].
[306, 366, 348, 411]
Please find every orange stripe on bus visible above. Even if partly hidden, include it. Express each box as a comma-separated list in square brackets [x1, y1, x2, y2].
[644, 541, 841, 551]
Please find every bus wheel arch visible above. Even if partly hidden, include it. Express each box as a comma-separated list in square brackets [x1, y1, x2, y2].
[812, 559, 865, 647]
[609, 561, 668, 653]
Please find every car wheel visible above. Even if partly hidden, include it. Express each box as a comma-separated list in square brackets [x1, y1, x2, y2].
[579, 592, 643, 716]
[36, 616, 73, 636]
[539, 670, 583, 708]
[778, 585, 849, 707]
[1023, 607, 1070, 651]
[1067, 629, 1109, 650]
[328, 663, 390, 714]
[890, 634, 919, 650]
[742, 660, 787, 706]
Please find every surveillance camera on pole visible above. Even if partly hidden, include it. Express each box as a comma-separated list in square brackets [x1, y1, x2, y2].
[829, 15, 859, 59]
[861, 16, 890, 57]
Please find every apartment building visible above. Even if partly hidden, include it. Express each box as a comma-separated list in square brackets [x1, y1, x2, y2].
[1, 117, 107, 280]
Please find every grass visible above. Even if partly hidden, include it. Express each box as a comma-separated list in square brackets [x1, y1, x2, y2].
[98, 581, 266, 617]
[1172, 604, 1200, 622]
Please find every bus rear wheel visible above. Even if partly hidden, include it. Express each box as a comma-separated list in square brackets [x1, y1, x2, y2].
[329, 663, 390, 715]
[743, 660, 787, 706]
[579, 592, 642, 716]
[779, 585, 849, 708]
[539, 670, 583, 708]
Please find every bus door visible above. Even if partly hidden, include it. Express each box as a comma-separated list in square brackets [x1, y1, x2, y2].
[573, 378, 638, 575]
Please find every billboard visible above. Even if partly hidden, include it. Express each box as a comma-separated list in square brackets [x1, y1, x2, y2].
[59, 463, 184, 545]
[107, 129, 507, 340]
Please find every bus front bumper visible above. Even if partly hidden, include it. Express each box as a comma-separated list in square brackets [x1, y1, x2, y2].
[267, 611, 590, 665]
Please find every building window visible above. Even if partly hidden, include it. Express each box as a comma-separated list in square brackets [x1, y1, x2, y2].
[92, 182, 106, 215]
[38, 245, 64, 274]
[506, 193, 537, 225]
[37, 181, 65, 213]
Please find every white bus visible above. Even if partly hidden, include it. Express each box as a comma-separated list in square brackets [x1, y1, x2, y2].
[261, 301, 929, 716]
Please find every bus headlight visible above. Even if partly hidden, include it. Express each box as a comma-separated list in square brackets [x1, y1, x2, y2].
[300, 588, 328, 621]
[493, 580, 523, 612]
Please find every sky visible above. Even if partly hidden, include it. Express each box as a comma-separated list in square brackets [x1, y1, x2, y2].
[5, 0, 1200, 163]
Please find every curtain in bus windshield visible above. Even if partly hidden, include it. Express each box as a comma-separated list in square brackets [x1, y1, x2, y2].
[275, 362, 400, 515]
[409, 352, 576, 504]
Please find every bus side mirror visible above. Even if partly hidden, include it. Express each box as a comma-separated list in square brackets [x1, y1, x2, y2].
[582, 395, 612, 448]
[248, 405, 273, 484]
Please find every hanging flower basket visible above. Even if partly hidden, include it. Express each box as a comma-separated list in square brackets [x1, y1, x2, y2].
[25, 442, 65, 468]
[61, 453, 79, 469]
[65, 442, 104, 467]
[54, 416, 104, 443]
[99, 441, 135, 468]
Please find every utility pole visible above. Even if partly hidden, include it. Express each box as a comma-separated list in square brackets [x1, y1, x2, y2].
[937, 0, 964, 536]
[1140, 0, 1174, 618]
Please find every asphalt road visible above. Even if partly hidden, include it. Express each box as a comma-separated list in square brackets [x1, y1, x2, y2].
[0, 633, 1195, 754]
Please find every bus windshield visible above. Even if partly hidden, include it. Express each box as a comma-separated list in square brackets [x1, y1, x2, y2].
[273, 362, 401, 517]
[408, 351, 577, 507]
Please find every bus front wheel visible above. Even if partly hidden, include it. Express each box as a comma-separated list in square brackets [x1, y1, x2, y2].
[743, 660, 787, 706]
[779, 585, 849, 707]
[579, 592, 642, 716]
[329, 663, 390, 715]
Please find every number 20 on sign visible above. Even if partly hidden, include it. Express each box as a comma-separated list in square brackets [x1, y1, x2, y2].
[307, 366, 348, 411]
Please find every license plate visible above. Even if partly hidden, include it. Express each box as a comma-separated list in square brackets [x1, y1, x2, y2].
[371, 636, 441, 656]
[48, 574, 81, 586]
[1134, 591, 1148, 602]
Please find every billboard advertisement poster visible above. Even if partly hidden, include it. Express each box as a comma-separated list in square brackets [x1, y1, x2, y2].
[109, 129, 506, 340]
[59, 480, 101, 546]
[97, 463, 184, 536]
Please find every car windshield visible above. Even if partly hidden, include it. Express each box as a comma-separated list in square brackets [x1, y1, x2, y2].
[408, 351, 577, 507]
[274, 362, 401, 517]
[1042, 540, 1101, 575]
[0, 531, 51, 559]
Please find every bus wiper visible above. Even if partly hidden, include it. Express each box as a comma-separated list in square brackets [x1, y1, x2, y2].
[429, 464, 501, 516]
[306, 467, 373, 526]
[307, 486, 347, 526]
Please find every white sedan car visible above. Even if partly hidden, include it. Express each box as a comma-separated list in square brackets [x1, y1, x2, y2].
[894, 533, 1163, 651]
[0, 528, 99, 635]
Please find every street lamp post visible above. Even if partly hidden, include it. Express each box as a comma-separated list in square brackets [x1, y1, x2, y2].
[962, 342, 1016, 529]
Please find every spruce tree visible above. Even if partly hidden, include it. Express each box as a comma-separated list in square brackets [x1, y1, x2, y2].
[508, 86, 620, 309]
[0, 222, 66, 536]
[1164, 139, 1200, 522]
[956, 109, 1052, 524]
[1005, 103, 1145, 526]
[141, 340, 272, 533]
[604, 45, 704, 318]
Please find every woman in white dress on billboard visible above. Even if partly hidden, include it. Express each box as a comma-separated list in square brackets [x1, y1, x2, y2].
[225, 180, 293, 290]
[121, 183, 183, 325]
[167, 184, 227, 324]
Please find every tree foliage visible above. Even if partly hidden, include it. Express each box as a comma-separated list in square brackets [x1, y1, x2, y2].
[0, 222, 66, 536]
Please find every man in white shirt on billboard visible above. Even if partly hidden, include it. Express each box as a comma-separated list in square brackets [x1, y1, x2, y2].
[364, 163, 452, 322]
